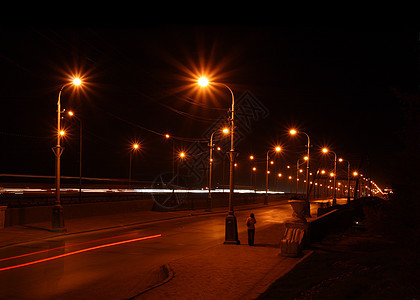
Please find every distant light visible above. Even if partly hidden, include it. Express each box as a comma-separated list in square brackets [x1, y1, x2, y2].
[73, 78, 82, 86]
[68, 111, 74, 116]
[132, 143, 139, 150]
[353, 171, 359, 176]
[249, 155, 254, 160]
[180, 152, 186, 158]
[338, 158, 343, 162]
[252, 167, 256, 171]
[165, 134, 170, 139]
[198, 77, 209, 87]
[304, 156, 309, 161]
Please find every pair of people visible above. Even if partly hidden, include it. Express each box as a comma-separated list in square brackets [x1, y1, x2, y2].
[246, 213, 256, 246]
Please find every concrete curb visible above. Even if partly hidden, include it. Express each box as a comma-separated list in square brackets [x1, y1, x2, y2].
[127, 264, 174, 299]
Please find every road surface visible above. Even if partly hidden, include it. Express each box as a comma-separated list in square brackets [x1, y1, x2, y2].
[0, 202, 305, 299]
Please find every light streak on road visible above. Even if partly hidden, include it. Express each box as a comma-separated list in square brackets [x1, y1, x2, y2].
[0, 234, 162, 272]
[0, 232, 138, 263]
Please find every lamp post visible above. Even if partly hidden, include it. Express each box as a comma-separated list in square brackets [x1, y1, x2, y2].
[352, 171, 359, 200]
[68, 111, 82, 202]
[207, 128, 229, 211]
[339, 158, 351, 204]
[322, 148, 337, 205]
[265, 146, 281, 205]
[198, 77, 239, 244]
[52, 78, 81, 232]
[289, 129, 311, 217]
[128, 143, 140, 189]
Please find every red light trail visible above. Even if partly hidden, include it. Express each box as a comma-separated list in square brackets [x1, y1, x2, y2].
[0, 232, 138, 263]
[0, 234, 162, 272]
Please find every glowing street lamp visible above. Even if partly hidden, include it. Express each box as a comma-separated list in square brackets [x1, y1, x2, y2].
[208, 127, 229, 211]
[321, 147, 338, 205]
[198, 77, 209, 87]
[67, 110, 83, 201]
[339, 157, 351, 203]
[128, 143, 140, 188]
[52, 77, 82, 232]
[265, 146, 281, 204]
[289, 129, 311, 217]
[198, 77, 239, 244]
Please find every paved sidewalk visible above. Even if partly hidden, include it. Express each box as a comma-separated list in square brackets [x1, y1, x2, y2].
[137, 222, 312, 300]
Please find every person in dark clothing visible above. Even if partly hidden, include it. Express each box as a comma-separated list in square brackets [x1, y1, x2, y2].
[246, 213, 256, 246]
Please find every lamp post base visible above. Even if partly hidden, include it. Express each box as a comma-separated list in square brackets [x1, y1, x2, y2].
[52, 205, 66, 233]
[224, 213, 240, 245]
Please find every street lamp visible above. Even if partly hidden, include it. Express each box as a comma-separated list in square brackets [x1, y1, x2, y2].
[128, 143, 140, 189]
[352, 171, 359, 200]
[208, 127, 229, 211]
[68, 111, 83, 202]
[289, 129, 311, 217]
[198, 77, 239, 244]
[52, 77, 82, 232]
[322, 147, 337, 205]
[338, 158, 351, 203]
[265, 146, 281, 205]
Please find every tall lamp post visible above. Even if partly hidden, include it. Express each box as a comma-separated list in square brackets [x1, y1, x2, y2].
[52, 78, 81, 232]
[338, 158, 351, 204]
[289, 129, 311, 217]
[322, 148, 337, 205]
[265, 146, 281, 205]
[128, 143, 140, 188]
[198, 77, 239, 244]
[208, 127, 229, 211]
[68, 111, 82, 202]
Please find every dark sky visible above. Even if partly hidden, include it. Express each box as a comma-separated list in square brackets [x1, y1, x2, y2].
[0, 25, 418, 189]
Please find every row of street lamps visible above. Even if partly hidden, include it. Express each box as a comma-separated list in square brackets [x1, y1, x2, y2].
[51, 76, 364, 246]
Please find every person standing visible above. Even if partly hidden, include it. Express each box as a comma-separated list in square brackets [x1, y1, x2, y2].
[246, 213, 256, 246]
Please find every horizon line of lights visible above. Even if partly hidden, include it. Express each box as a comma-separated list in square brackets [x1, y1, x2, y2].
[0, 188, 285, 195]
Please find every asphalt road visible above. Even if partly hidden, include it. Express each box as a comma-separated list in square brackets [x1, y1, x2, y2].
[0, 203, 295, 299]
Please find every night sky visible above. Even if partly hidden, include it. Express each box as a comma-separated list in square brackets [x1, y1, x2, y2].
[1, 25, 418, 190]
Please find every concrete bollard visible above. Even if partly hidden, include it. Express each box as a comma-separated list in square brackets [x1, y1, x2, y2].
[280, 200, 308, 257]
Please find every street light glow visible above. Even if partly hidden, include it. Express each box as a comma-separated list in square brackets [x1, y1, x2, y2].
[222, 128, 229, 134]
[198, 77, 209, 87]
[72, 78, 82, 86]
[289, 129, 297, 135]
[179, 152, 186, 158]
[60, 130, 65, 136]
[132, 143, 139, 150]
[68, 111, 74, 116]
[322, 147, 329, 153]
[275, 146, 281, 152]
